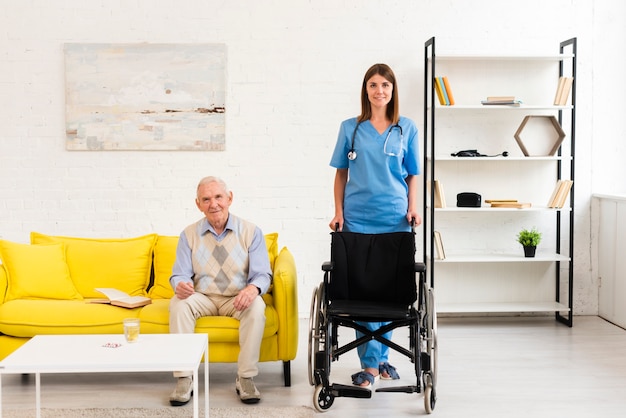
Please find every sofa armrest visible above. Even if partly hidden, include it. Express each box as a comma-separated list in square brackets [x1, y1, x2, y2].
[0, 264, 7, 305]
[271, 246, 298, 361]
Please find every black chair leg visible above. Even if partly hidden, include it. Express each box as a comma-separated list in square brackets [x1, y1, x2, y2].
[283, 360, 291, 386]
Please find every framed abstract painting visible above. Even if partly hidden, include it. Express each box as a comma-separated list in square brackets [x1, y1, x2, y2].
[64, 43, 226, 151]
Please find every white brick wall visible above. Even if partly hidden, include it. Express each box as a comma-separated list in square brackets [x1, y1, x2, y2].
[0, 0, 623, 316]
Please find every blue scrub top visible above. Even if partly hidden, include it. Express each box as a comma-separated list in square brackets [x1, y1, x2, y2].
[329, 116, 420, 233]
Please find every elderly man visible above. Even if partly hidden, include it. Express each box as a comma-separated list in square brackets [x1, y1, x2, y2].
[168, 176, 272, 405]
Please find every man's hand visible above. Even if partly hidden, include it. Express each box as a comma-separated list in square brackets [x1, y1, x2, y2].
[233, 284, 260, 311]
[175, 281, 195, 300]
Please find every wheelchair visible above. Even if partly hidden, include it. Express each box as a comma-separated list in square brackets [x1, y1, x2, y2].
[308, 226, 437, 413]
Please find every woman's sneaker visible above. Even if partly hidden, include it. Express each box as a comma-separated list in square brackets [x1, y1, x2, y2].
[235, 376, 261, 404]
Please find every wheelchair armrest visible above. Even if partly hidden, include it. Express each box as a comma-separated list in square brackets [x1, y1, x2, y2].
[414, 262, 426, 273]
[322, 261, 333, 272]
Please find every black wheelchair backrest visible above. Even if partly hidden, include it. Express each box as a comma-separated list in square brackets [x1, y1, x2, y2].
[327, 231, 417, 305]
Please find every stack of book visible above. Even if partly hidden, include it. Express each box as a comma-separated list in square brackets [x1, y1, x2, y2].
[433, 180, 446, 208]
[554, 76, 574, 106]
[547, 180, 573, 208]
[485, 199, 532, 209]
[433, 230, 446, 260]
[434, 76, 455, 106]
[481, 96, 522, 106]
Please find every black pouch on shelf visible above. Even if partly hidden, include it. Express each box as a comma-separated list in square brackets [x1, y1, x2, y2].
[457, 192, 482, 207]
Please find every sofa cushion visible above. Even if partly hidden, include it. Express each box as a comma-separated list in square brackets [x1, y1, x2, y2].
[0, 299, 138, 337]
[30, 232, 157, 298]
[149, 235, 178, 299]
[0, 240, 82, 302]
[138, 297, 279, 340]
[149, 233, 279, 300]
[0, 264, 7, 302]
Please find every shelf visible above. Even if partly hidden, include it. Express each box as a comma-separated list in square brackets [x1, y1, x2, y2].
[433, 105, 572, 110]
[437, 301, 570, 314]
[431, 206, 571, 212]
[431, 156, 571, 161]
[431, 54, 575, 62]
[433, 253, 570, 263]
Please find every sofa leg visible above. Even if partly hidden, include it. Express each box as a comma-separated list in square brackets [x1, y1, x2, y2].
[283, 360, 291, 387]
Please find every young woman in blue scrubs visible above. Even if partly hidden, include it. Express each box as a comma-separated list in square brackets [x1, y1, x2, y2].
[329, 63, 421, 387]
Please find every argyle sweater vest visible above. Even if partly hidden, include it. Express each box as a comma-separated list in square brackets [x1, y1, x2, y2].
[183, 215, 256, 297]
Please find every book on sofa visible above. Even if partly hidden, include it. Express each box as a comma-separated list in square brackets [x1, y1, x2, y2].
[90, 287, 152, 309]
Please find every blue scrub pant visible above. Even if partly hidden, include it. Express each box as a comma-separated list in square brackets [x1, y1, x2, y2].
[356, 321, 391, 370]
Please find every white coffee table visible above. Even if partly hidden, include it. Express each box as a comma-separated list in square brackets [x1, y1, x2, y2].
[0, 333, 208, 418]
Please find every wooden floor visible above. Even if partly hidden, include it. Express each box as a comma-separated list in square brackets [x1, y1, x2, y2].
[2, 315, 626, 417]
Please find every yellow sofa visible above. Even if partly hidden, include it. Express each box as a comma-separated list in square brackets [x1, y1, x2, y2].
[0, 232, 298, 386]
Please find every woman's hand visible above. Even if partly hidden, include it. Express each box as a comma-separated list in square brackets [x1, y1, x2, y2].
[407, 211, 422, 227]
[329, 216, 343, 231]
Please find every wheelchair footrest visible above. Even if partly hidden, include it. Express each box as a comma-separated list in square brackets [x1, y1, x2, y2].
[376, 385, 419, 394]
[331, 383, 373, 399]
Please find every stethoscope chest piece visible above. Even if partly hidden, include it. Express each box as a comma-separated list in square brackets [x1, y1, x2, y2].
[347, 150, 357, 160]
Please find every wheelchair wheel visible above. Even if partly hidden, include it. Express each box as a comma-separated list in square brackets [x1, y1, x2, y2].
[423, 286, 438, 413]
[424, 374, 436, 414]
[426, 286, 438, 388]
[308, 284, 326, 386]
[313, 384, 335, 412]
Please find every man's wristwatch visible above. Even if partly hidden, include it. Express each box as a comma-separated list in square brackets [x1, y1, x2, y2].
[254, 285, 261, 295]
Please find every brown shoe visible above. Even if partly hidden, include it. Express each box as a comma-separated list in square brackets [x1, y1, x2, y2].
[169, 376, 193, 406]
[235, 376, 261, 404]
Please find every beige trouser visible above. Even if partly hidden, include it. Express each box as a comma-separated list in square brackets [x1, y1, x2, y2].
[169, 292, 266, 379]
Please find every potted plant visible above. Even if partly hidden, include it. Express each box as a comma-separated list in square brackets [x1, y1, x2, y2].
[517, 227, 542, 257]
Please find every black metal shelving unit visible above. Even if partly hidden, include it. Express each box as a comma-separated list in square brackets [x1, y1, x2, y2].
[423, 37, 576, 327]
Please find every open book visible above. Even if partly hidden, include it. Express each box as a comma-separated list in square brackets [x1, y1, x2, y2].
[90, 287, 152, 309]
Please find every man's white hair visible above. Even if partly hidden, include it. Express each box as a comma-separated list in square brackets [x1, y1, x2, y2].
[196, 176, 229, 196]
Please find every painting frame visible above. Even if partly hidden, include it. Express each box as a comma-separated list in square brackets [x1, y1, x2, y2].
[64, 43, 226, 151]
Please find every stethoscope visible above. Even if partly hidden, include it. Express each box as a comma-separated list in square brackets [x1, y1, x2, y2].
[347, 121, 403, 161]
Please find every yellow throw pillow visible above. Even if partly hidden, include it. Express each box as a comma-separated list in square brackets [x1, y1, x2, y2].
[30, 232, 157, 298]
[149, 235, 178, 299]
[0, 240, 82, 302]
[265, 232, 278, 270]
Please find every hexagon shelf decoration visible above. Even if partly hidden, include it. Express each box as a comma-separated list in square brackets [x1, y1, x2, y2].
[513, 115, 566, 156]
